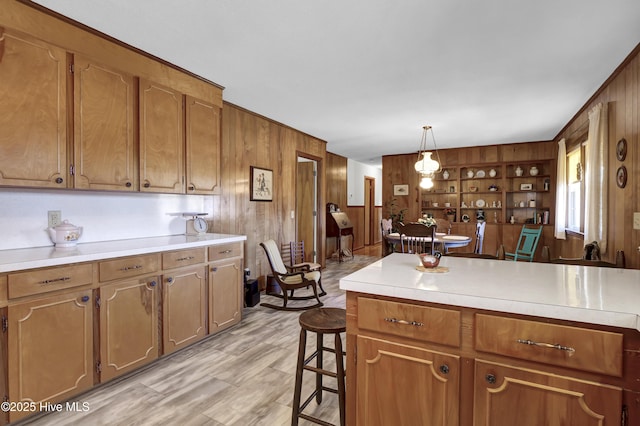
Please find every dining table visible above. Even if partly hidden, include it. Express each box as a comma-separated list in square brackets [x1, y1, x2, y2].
[383, 231, 472, 255]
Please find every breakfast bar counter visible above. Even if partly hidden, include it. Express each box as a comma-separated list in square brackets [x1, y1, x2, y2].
[340, 253, 640, 425]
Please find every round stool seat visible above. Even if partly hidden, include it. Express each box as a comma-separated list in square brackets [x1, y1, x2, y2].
[299, 307, 346, 334]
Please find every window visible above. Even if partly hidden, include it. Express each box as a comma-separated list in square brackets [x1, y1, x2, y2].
[565, 140, 586, 233]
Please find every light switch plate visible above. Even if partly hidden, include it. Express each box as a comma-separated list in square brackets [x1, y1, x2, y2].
[634, 212, 640, 230]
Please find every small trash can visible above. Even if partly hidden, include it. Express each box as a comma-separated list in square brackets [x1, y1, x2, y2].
[244, 278, 260, 307]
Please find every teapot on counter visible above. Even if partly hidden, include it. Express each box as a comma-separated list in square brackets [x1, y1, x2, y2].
[48, 220, 83, 247]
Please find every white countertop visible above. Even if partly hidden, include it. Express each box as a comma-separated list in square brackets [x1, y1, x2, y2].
[340, 253, 640, 331]
[0, 233, 247, 273]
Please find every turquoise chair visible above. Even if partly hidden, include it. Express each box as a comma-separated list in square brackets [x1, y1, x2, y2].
[505, 225, 543, 262]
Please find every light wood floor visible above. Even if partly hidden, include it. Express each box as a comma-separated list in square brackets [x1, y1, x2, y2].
[20, 245, 382, 426]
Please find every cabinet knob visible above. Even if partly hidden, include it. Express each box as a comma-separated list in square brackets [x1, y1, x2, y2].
[149, 280, 157, 287]
[188, 185, 195, 191]
[55, 177, 64, 184]
[166, 277, 173, 284]
[143, 182, 151, 188]
[439, 364, 449, 375]
[81, 295, 90, 303]
[485, 373, 496, 384]
[211, 267, 218, 272]
[125, 182, 132, 187]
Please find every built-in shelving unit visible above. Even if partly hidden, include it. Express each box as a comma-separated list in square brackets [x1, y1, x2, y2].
[419, 160, 555, 226]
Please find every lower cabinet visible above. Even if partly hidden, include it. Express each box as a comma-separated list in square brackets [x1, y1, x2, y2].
[474, 360, 622, 426]
[347, 293, 629, 426]
[3, 240, 244, 422]
[7, 289, 94, 422]
[356, 336, 460, 426]
[208, 257, 242, 333]
[98, 276, 159, 382]
[162, 266, 207, 354]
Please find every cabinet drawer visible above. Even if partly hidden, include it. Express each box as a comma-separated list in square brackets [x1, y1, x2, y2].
[208, 243, 242, 261]
[357, 297, 461, 347]
[475, 314, 623, 377]
[99, 254, 160, 282]
[162, 248, 205, 270]
[8, 263, 93, 299]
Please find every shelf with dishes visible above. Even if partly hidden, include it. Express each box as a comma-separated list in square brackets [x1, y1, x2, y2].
[417, 160, 555, 225]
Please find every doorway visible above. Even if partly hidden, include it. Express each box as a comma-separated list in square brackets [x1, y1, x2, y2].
[296, 156, 318, 262]
[364, 176, 375, 246]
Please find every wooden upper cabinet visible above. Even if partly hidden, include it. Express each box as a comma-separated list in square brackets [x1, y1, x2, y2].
[73, 56, 137, 191]
[0, 28, 68, 188]
[139, 79, 185, 193]
[185, 95, 221, 194]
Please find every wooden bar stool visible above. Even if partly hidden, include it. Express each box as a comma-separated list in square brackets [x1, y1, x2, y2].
[292, 307, 346, 426]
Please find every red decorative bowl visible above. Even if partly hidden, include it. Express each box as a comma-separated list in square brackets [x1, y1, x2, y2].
[418, 252, 441, 268]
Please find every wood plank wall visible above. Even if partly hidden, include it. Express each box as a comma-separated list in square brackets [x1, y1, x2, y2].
[210, 103, 327, 282]
[555, 43, 640, 268]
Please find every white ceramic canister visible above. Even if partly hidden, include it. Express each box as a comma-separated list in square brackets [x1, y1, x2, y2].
[515, 166, 523, 177]
[489, 168, 497, 177]
[442, 169, 450, 179]
[530, 166, 539, 176]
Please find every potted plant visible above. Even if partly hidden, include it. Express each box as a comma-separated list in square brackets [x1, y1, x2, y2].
[384, 197, 407, 233]
[444, 208, 456, 222]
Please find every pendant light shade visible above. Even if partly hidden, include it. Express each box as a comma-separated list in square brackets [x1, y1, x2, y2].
[415, 125, 442, 178]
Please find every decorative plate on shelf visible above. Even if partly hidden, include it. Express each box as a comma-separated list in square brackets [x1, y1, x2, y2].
[476, 170, 486, 178]
[476, 199, 486, 208]
[461, 214, 470, 222]
[616, 165, 627, 188]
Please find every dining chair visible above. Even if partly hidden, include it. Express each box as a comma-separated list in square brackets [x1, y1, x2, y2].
[288, 240, 322, 272]
[398, 222, 436, 255]
[434, 218, 451, 235]
[504, 225, 543, 262]
[260, 239, 324, 311]
[474, 221, 486, 254]
[541, 245, 626, 268]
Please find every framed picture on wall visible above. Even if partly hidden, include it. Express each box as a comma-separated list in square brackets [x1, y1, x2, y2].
[393, 184, 409, 196]
[250, 166, 273, 201]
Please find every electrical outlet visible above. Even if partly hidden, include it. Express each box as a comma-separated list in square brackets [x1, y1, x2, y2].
[48, 210, 62, 228]
[634, 212, 640, 230]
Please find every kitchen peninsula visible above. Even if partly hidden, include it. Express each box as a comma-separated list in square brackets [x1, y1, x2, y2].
[340, 253, 640, 425]
[0, 233, 246, 424]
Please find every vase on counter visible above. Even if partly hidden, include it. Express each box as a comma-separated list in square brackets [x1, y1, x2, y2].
[530, 166, 539, 176]
[515, 166, 523, 177]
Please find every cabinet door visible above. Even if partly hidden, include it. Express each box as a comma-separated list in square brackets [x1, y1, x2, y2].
[99, 276, 159, 382]
[8, 290, 93, 422]
[139, 79, 184, 193]
[73, 56, 136, 191]
[208, 258, 242, 333]
[185, 95, 221, 194]
[356, 336, 460, 426]
[163, 266, 207, 354]
[474, 360, 622, 426]
[0, 28, 67, 189]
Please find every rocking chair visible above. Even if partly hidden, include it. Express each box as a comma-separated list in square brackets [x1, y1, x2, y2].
[260, 239, 324, 311]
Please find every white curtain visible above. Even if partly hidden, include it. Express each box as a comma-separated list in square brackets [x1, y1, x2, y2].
[584, 103, 608, 253]
[554, 138, 567, 239]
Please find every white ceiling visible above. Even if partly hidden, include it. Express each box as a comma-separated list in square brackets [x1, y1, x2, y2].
[33, 0, 640, 166]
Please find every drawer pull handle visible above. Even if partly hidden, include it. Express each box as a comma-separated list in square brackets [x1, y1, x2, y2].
[219, 249, 233, 254]
[176, 256, 195, 261]
[384, 317, 423, 327]
[119, 265, 143, 271]
[40, 277, 71, 284]
[516, 339, 575, 353]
